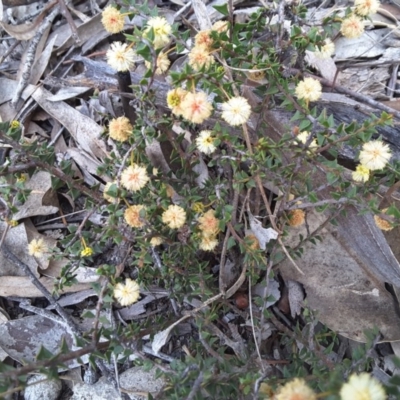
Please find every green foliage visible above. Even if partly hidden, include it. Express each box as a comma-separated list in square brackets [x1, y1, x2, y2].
[0, 1, 396, 398]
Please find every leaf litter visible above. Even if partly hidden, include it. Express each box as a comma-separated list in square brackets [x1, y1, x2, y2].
[0, 0, 400, 397]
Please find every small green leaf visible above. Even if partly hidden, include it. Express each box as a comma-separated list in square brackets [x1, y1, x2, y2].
[213, 3, 229, 16]
[299, 119, 312, 131]
[36, 346, 54, 361]
[227, 236, 236, 250]
[82, 310, 95, 319]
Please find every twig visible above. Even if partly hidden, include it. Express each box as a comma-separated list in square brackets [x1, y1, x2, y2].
[252, 372, 269, 400]
[58, 0, 81, 44]
[277, 237, 304, 275]
[173, 1, 192, 21]
[284, 197, 355, 210]
[0, 162, 36, 175]
[19, 301, 65, 325]
[0, 342, 109, 380]
[218, 230, 231, 294]
[0, 40, 21, 64]
[344, 332, 382, 379]
[92, 279, 110, 345]
[248, 276, 264, 372]
[198, 331, 224, 363]
[185, 371, 204, 400]
[63, 208, 97, 249]
[11, 5, 60, 106]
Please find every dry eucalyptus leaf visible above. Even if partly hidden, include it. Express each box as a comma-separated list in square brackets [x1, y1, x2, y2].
[279, 209, 400, 342]
[42, 258, 100, 284]
[0, 276, 92, 297]
[30, 87, 108, 160]
[305, 50, 336, 83]
[13, 170, 59, 220]
[151, 322, 179, 355]
[0, 308, 9, 362]
[66, 148, 110, 184]
[287, 279, 305, 318]
[46, 289, 97, 309]
[334, 30, 387, 60]
[47, 87, 91, 102]
[0, 10, 45, 40]
[248, 212, 279, 250]
[0, 77, 36, 104]
[119, 293, 168, 320]
[56, 13, 103, 53]
[0, 315, 87, 368]
[191, 0, 212, 29]
[29, 35, 58, 85]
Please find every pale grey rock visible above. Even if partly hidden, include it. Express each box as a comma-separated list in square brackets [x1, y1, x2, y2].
[24, 374, 62, 400]
[120, 367, 166, 400]
[71, 377, 121, 400]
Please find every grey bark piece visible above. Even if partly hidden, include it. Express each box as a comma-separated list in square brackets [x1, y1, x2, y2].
[335, 209, 400, 287]
[334, 29, 388, 60]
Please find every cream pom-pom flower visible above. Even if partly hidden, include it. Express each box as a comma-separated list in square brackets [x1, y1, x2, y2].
[340, 373, 386, 400]
[167, 88, 188, 117]
[195, 130, 217, 154]
[188, 46, 215, 71]
[124, 205, 146, 228]
[355, 0, 380, 16]
[28, 238, 48, 257]
[359, 140, 391, 170]
[144, 16, 172, 49]
[275, 378, 316, 400]
[145, 52, 170, 75]
[114, 278, 140, 306]
[296, 131, 318, 149]
[198, 209, 220, 235]
[315, 38, 335, 59]
[352, 164, 370, 182]
[108, 116, 132, 142]
[150, 236, 163, 246]
[212, 20, 229, 33]
[102, 6, 125, 34]
[221, 96, 251, 126]
[199, 234, 218, 251]
[374, 209, 394, 232]
[121, 165, 149, 191]
[287, 209, 305, 227]
[181, 92, 213, 124]
[340, 14, 365, 39]
[295, 77, 322, 103]
[195, 30, 213, 49]
[106, 42, 136, 72]
[162, 205, 186, 229]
